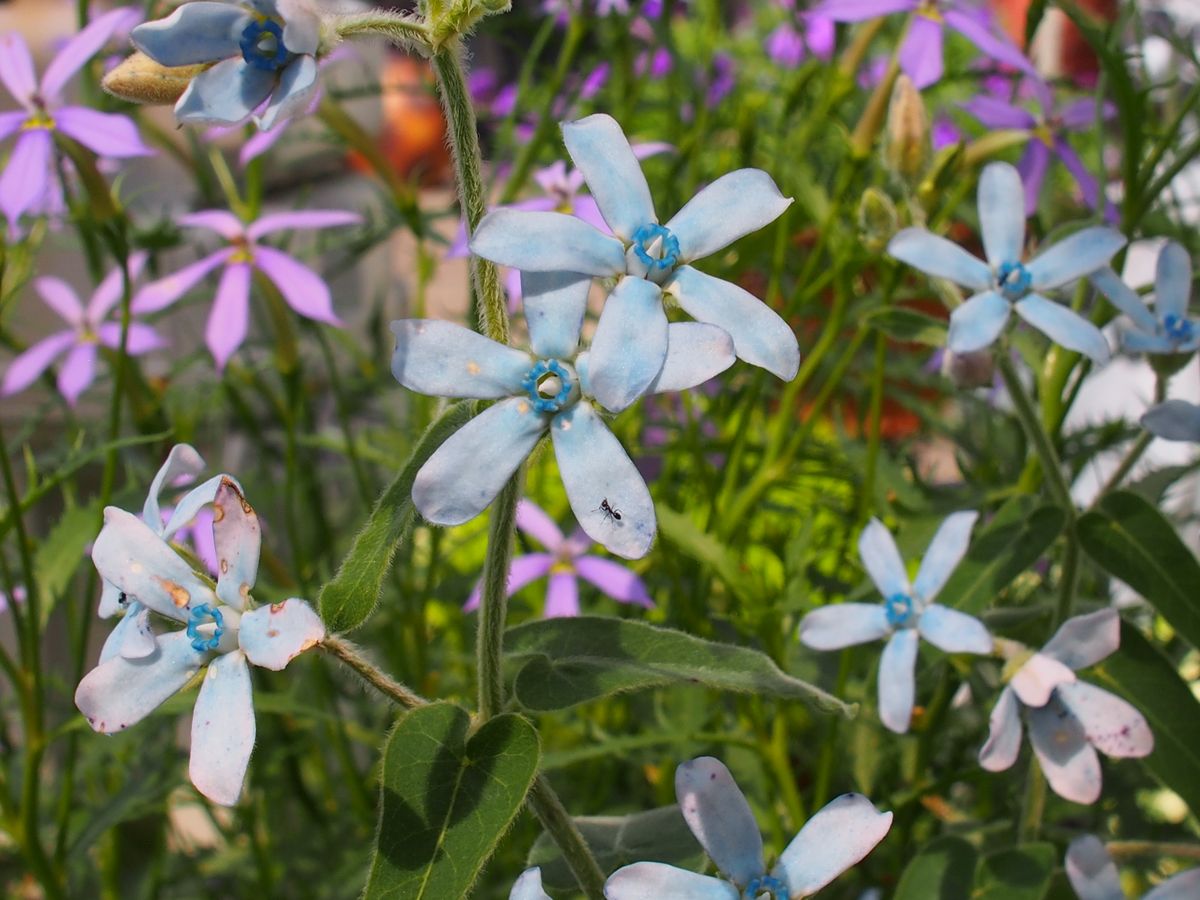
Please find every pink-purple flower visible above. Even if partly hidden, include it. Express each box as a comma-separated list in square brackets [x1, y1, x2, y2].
[132, 209, 360, 369]
[2, 254, 164, 406]
[465, 500, 653, 617]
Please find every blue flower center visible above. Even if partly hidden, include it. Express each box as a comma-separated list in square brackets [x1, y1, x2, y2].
[1163, 313, 1194, 343]
[996, 261, 1032, 300]
[521, 359, 575, 414]
[187, 603, 225, 652]
[744, 875, 788, 899]
[885, 593, 916, 628]
[632, 223, 681, 273]
[240, 19, 291, 72]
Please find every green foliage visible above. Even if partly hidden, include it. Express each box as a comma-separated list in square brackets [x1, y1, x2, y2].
[973, 843, 1056, 900]
[893, 836, 977, 900]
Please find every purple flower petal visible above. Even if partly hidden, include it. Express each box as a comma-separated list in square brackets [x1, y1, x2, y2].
[961, 96, 1035, 130]
[54, 107, 152, 158]
[1056, 680, 1153, 759]
[207, 262, 251, 370]
[1042, 608, 1119, 671]
[1018, 140, 1051, 216]
[1053, 137, 1106, 214]
[979, 687, 1023, 771]
[390, 320, 532, 399]
[132, 249, 233, 314]
[1058, 98, 1106, 131]
[41, 7, 137, 102]
[464, 553, 555, 612]
[944, 9, 1036, 77]
[878, 628, 918, 733]
[575, 556, 652, 606]
[181, 210, 245, 239]
[254, 246, 340, 325]
[145, 443, 207, 528]
[516, 500, 566, 551]
[0, 129, 54, 225]
[34, 276, 85, 327]
[246, 209, 361, 240]
[675, 757, 764, 888]
[189, 650, 254, 806]
[88, 251, 149, 323]
[900, 17, 944, 89]
[239, 598, 325, 669]
[57, 341, 98, 406]
[97, 323, 168, 355]
[766, 23, 806, 69]
[543, 571, 580, 617]
[0, 33, 37, 106]
[810, 0, 915, 23]
[799, 603, 891, 650]
[772, 793, 893, 896]
[1027, 697, 1102, 804]
[0, 110, 29, 142]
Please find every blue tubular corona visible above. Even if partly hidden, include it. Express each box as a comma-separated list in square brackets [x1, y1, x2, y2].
[632, 222, 681, 272]
[520, 359, 574, 414]
[996, 260, 1032, 300]
[744, 875, 787, 899]
[240, 19, 290, 71]
[885, 592, 915, 628]
[187, 603, 225, 652]
[1163, 313, 1194, 344]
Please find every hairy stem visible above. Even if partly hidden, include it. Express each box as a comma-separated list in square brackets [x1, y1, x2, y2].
[527, 776, 607, 900]
[322, 636, 429, 709]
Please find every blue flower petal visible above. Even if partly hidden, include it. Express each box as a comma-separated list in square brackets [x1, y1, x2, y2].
[587, 276, 669, 412]
[1120, 329, 1177, 355]
[912, 511, 977, 601]
[1041, 608, 1118, 671]
[391, 320, 532, 398]
[978, 162, 1027, 268]
[887, 228, 991, 291]
[648, 323, 735, 393]
[523, 271, 590, 359]
[858, 518, 909, 599]
[1155, 240, 1192, 323]
[161, 475, 225, 540]
[878, 628, 918, 733]
[143, 444, 206, 529]
[1014, 294, 1110, 363]
[239, 598, 325, 670]
[212, 478, 261, 612]
[470, 209, 626, 276]
[551, 402, 654, 559]
[1142, 400, 1200, 442]
[75, 631, 205, 733]
[413, 397, 547, 525]
[1026, 227, 1126, 291]
[509, 867, 552, 900]
[1027, 698, 1102, 804]
[604, 863, 739, 900]
[175, 57, 276, 126]
[1144, 868, 1200, 900]
[1065, 836, 1125, 900]
[799, 603, 891, 650]
[948, 290, 1010, 353]
[772, 793, 892, 898]
[675, 757, 765, 888]
[917, 604, 992, 654]
[277, 0, 321, 55]
[1090, 267, 1157, 334]
[562, 114, 657, 242]
[189, 651, 254, 806]
[132, 2, 248, 66]
[257, 54, 317, 130]
[98, 602, 157, 663]
[978, 687, 1023, 772]
[663, 169, 792, 263]
[666, 265, 799, 380]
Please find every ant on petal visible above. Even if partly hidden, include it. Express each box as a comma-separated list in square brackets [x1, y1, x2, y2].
[598, 498, 622, 523]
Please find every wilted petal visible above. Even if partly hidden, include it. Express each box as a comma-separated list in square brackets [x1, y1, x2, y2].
[675, 757, 764, 887]
[1155, 241, 1192, 323]
[57, 342, 98, 406]
[210, 478, 260, 611]
[41, 7, 135, 100]
[55, 108, 152, 158]
[664, 170, 792, 263]
[258, 55, 318, 130]
[551, 402, 655, 559]
[75, 631, 205, 733]
[413, 397, 547, 525]
[575, 556, 652, 606]
[1090, 267, 1157, 333]
[1010, 651, 1076, 707]
[0, 33, 37, 105]
[1, 331, 76, 396]
[162, 475, 225, 541]
[0, 129, 54, 225]
[509, 867, 552, 900]
[132, 250, 233, 314]
[1142, 400, 1200, 442]
[1027, 698, 1102, 804]
[666, 266, 799, 380]
[470, 209, 626, 276]
[979, 163, 1027, 269]
[132, 2, 248, 66]
[391, 320, 531, 398]
[543, 571, 580, 617]
[979, 687, 1023, 772]
[900, 17, 943, 89]
[773, 793, 893, 897]
[605, 862, 738, 900]
[144, 444, 207, 527]
[207, 262, 251, 370]
[561, 114, 656, 242]
[948, 290, 1011, 353]
[918, 605, 992, 654]
[1042, 608, 1119, 671]
[1057, 681, 1152, 758]
[1065, 836, 1124, 900]
[913, 511, 977, 601]
[176, 57, 276, 126]
[239, 598, 324, 669]
[1015, 294, 1111, 363]
[799, 603, 891, 650]
[464, 554, 555, 612]
[647, 323, 735, 393]
[189, 650, 254, 806]
[254, 246, 339, 325]
[888, 228, 991, 290]
[1027, 227, 1126, 291]
[246, 209, 361, 239]
[1145, 869, 1200, 900]
[588, 276, 669, 413]
[858, 518, 909, 599]
[878, 629, 919, 733]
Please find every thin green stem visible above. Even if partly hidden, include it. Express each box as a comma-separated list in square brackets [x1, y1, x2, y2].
[476, 473, 523, 719]
[527, 776, 606, 900]
[997, 355, 1074, 512]
[1017, 756, 1046, 843]
[1097, 372, 1168, 497]
[321, 636, 429, 709]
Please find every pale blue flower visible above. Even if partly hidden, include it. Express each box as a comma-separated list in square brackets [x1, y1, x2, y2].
[132, 0, 322, 128]
[470, 114, 799, 412]
[392, 273, 736, 559]
[888, 162, 1125, 363]
[510, 868, 552, 900]
[1091, 242, 1198, 355]
[605, 757, 892, 900]
[76, 475, 325, 806]
[979, 610, 1152, 805]
[1066, 834, 1200, 900]
[1141, 400, 1200, 442]
[799, 512, 993, 733]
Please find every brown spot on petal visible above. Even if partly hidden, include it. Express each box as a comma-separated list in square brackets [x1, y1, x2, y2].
[220, 559, 229, 574]
[156, 578, 190, 607]
[240, 584, 252, 601]
[267, 629, 280, 638]
[299, 639, 318, 654]
[212, 503, 226, 523]
[270, 601, 287, 613]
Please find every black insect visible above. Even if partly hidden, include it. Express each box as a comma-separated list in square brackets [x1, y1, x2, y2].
[598, 498, 622, 523]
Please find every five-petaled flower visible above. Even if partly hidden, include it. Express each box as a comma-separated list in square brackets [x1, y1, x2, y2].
[799, 512, 993, 733]
[605, 757, 892, 899]
[132, 0, 323, 128]
[76, 472, 325, 806]
[391, 272, 736, 559]
[132, 208, 360, 369]
[464, 500, 653, 617]
[888, 161, 1125, 363]
[1065, 834, 1200, 900]
[0, 8, 152, 232]
[470, 114, 799, 412]
[979, 608, 1153, 804]
[1, 254, 165, 406]
[1091, 241, 1199, 356]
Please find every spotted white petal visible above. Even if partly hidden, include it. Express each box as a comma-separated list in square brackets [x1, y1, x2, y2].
[239, 598, 325, 670]
[1027, 698, 1102, 804]
[1009, 651, 1076, 707]
[675, 757, 764, 888]
[212, 478, 261, 611]
[391, 320, 533, 399]
[772, 793, 893, 898]
[1056, 681, 1153, 759]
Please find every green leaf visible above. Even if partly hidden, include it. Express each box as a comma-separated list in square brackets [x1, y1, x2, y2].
[364, 702, 539, 900]
[974, 843, 1055, 900]
[656, 505, 758, 603]
[1078, 491, 1200, 649]
[318, 401, 475, 633]
[527, 805, 702, 893]
[35, 500, 100, 627]
[894, 836, 977, 900]
[941, 498, 1065, 614]
[863, 307, 948, 347]
[1091, 623, 1200, 815]
[505, 616, 855, 717]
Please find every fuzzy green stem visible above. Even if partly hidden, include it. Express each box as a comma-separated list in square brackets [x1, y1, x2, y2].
[997, 355, 1074, 512]
[331, 12, 430, 50]
[1017, 756, 1046, 843]
[321, 636, 429, 709]
[476, 473, 523, 719]
[527, 777, 607, 900]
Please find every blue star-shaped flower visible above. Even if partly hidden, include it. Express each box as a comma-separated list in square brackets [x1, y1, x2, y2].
[1091, 241, 1199, 355]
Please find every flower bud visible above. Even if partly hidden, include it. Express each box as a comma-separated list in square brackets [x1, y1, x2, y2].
[101, 52, 210, 106]
[941, 348, 996, 390]
[857, 187, 899, 254]
[885, 75, 929, 181]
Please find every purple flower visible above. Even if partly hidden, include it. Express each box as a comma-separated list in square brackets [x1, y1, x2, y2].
[811, 0, 1035, 89]
[979, 609, 1153, 804]
[1066, 834, 1200, 900]
[1, 254, 164, 406]
[465, 500, 653, 617]
[962, 83, 1116, 217]
[635, 47, 674, 80]
[0, 9, 152, 233]
[707, 53, 736, 106]
[765, 4, 836, 68]
[132, 209, 360, 369]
